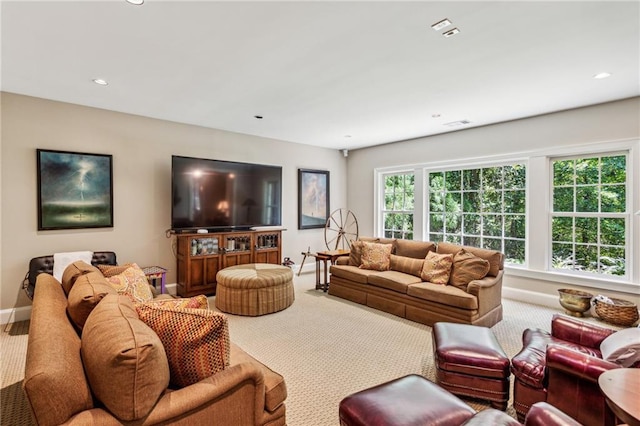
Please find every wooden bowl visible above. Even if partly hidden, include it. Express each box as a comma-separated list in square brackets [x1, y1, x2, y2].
[558, 288, 594, 317]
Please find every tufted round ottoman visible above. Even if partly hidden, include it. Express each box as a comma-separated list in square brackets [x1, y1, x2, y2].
[215, 263, 294, 316]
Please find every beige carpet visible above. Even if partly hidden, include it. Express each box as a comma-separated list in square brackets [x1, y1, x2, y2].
[1, 272, 611, 425]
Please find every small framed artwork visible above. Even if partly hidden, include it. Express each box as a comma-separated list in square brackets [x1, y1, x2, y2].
[37, 149, 113, 230]
[298, 168, 329, 230]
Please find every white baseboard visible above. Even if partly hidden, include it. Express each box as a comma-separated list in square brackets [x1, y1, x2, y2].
[0, 305, 32, 325]
[503, 286, 559, 309]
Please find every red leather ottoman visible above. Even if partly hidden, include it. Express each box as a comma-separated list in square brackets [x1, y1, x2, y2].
[339, 374, 476, 426]
[432, 322, 510, 410]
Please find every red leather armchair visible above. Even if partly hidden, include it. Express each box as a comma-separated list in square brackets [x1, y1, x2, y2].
[511, 314, 621, 426]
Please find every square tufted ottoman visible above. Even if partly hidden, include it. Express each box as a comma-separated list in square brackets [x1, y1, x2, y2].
[432, 322, 510, 410]
[339, 374, 476, 426]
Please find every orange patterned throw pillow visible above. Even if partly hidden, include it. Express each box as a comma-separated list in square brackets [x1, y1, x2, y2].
[421, 251, 454, 285]
[135, 304, 230, 388]
[105, 263, 154, 303]
[449, 249, 490, 290]
[359, 241, 393, 271]
[137, 294, 209, 310]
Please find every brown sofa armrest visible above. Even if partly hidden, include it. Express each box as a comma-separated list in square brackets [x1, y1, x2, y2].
[66, 362, 268, 426]
[335, 256, 350, 265]
[466, 270, 503, 315]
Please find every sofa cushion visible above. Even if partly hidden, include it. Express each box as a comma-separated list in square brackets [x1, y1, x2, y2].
[390, 254, 424, 278]
[67, 271, 117, 330]
[136, 304, 230, 388]
[359, 241, 393, 271]
[437, 242, 502, 276]
[420, 251, 453, 285]
[61, 260, 101, 295]
[600, 328, 640, 367]
[230, 343, 287, 412]
[82, 294, 169, 421]
[97, 263, 135, 277]
[331, 265, 381, 284]
[449, 249, 490, 290]
[349, 240, 366, 266]
[105, 264, 154, 303]
[368, 270, 422, 293]
[395, 240, 435, 259]
[407, 282, 478, 310]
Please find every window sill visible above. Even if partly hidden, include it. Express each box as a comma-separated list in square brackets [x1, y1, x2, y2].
[504, 266, 638, 295]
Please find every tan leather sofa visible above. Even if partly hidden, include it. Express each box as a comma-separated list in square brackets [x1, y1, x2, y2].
[23, 273, 287, 426]
[328, 239, 504, 327]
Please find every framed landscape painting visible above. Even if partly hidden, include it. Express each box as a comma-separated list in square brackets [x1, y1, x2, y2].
[298, 168, 329, 229]
[37, 149, 113, 230]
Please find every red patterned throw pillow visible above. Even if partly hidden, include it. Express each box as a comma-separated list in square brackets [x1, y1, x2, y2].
[421, 251, 454, 285]
[135, 304, 230, 388]
[359, 241, 393, 271]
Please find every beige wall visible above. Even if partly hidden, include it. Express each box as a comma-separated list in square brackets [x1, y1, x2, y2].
[346, 97, 640, 307]
[1, 93, 346, 315]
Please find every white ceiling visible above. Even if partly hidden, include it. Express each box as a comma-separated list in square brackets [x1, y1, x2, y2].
[2, 1, 639, 151]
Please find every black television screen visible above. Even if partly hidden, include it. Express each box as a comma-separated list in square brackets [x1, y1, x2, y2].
[171, 156, 282, 231]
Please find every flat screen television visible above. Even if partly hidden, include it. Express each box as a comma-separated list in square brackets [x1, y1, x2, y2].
[171, 155, 282, 231]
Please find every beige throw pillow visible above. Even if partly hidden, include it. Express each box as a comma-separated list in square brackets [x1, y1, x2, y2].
[421, 251, 453, 285]
[359, 241, 393, 271]
[82, 295, 169, 421]
[449, 249, 490, 290]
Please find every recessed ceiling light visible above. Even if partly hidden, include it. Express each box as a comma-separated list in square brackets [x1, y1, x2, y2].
[593, 72, 611, 79]
[254, 115, 263, 119]
[443, 28, 460, 38]
[431, 19, 452, 31]
[431, 114, 441, 118]
[126, 0, 144, 5]
[92, 78, 108, 86]
[344, 135, 352, 138]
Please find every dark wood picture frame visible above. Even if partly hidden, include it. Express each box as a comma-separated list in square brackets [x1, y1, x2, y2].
[37, 149, 113, 230]
[298, 168, 330, 230]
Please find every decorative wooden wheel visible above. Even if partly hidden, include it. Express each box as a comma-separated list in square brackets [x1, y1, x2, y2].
[324, 208, 359, 251]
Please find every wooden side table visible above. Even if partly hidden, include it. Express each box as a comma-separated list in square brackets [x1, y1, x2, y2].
[315, 249, 349, 292]
[598, 368, 640, 426]
[142, 266, 168, 294]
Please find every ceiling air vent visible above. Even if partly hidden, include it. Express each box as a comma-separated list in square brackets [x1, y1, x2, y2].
[443, 120, 471, 128]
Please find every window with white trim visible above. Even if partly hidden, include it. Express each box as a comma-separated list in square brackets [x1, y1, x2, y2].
[427, 164, 526, 264]
[382, 173, 414, 239]
[551, 153, 628, 277]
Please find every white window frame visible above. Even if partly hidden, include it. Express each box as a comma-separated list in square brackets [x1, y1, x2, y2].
[376, 170, 418, 239]
[373, 138, 639, 294]
[425, 162, 527, 264]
